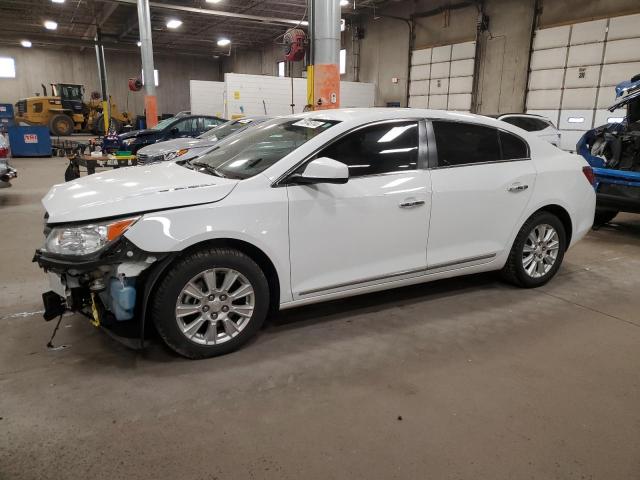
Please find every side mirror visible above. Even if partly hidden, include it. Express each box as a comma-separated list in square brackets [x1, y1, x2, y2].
[170, 127, 179, 136]
[288, 157, 349, 185]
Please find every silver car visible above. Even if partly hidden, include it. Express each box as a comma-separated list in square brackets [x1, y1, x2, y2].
[496, 113, 561, 147]
[136, 116, 271, 165]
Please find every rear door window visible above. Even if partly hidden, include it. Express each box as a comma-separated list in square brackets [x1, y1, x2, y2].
[432, 121, 501, 166]
[432, 121, 529, 167]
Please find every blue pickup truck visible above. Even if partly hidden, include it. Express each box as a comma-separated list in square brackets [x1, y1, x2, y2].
[577, 75, 640, 225]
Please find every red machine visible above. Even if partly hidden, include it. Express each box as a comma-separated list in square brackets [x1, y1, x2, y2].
[128, 78, 143, 92]
[283, 28, 306, 62]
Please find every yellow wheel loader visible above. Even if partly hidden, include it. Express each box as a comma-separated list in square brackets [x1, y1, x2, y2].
[14, 84, 131, 137]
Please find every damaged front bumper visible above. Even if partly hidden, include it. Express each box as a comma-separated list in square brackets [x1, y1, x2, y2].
[33, 238, 175, 348]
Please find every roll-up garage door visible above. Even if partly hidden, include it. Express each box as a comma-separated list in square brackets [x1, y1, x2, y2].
[526, 13, 640, 151]
[409, 40, 476, 112]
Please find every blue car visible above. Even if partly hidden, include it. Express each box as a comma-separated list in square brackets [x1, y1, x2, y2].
[577, 74, 640, 225]
[118, 114, 226, 154]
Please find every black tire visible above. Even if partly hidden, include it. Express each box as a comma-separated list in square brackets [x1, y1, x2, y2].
[593, 208, 618, 227]
[151, 247, 270, 359]
[49, 114, 74, 136]
[501, 211, 567, 288]
[93, 115, 122, 135]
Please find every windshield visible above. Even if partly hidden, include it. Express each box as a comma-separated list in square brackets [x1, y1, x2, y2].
[152, 117, 177, 131]
[198, 120, 249, 140]
[189, 118, 338, 180]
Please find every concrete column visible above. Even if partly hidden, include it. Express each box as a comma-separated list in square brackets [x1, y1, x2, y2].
[136, 0, 158, 127]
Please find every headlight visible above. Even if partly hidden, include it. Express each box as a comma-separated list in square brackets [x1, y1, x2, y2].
[43, 216, 139, 256]
[164, 148, 189, 161]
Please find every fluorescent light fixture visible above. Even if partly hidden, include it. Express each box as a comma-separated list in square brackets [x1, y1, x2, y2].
[567, 117, 584, 123]
[166, 19, 182, 29]
[607, 117, 624, 123]
[44, 20, 58, 30]
[206, 0, 222, 3]
[21, 40, 32, 48]
[137, 41, 142, 47]
[141, 69, 159, 87]
[51, 0, 65, 3]
[300, 20, 309, 26]
[217, 38, 231, 46]
[340, 0, 349, 5]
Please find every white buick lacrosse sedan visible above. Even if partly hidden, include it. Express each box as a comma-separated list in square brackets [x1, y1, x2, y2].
[36, 109, 596, 358]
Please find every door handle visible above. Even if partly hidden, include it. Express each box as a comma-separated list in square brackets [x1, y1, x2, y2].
[399, 200, 426, 208]
[507, 183, 529, 192]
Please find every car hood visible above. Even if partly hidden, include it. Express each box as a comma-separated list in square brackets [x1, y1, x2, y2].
[43, 162, 238, 223]
[137, 137, 218, 157]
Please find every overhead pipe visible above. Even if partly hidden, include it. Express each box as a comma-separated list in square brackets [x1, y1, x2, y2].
[113, 0, 306, 27]
[307, 0, 341, 110]
[94, 27, 110, 134]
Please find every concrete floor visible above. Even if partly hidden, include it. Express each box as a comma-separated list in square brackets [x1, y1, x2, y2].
[1, 156, 639, 480]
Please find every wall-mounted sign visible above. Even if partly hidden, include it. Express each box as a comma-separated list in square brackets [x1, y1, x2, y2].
[24, 134, 38, 143]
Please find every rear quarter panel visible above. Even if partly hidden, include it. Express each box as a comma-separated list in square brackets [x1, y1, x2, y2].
[527, 137, 596, 247]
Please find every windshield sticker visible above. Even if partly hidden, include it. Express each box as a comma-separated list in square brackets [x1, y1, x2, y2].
[292, 119, 325, 129]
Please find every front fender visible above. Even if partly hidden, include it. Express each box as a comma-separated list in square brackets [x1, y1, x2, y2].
[123, 182, 292, 303]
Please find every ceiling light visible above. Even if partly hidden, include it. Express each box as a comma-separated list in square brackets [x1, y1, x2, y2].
[51, 0, 65, 3]
[44, 20, 58, 30]
[137, 41, 142, 47]
[166, 19, 182, 29]
[217, 38, 231, 46]
[300, 20, 309, 26]
[206, 0, 222, 3]
[340, 0, 349, 6]
[21, 40, 32, 48]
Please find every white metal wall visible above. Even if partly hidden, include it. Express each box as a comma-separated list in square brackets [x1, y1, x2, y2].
[526, 13, 640, 151]
[223, 74, 375, 118]
[189, 80, 225, 117]
[408, 41, 476, 112]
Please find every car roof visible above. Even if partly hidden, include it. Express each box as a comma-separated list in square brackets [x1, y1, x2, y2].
[292, 108, 512, 128]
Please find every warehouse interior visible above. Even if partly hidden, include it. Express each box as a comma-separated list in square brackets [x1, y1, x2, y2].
[1, 0, 639, 478]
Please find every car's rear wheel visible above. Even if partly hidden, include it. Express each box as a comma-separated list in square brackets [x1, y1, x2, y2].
[501, 211, 566, 288]
[151, 247, 270, 359]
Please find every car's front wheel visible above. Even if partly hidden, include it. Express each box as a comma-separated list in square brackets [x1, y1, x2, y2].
[501, 211, 567, 288]
[151, 247, 270, 359]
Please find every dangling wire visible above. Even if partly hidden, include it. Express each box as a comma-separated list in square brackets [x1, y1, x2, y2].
[46, 313, 66, 350]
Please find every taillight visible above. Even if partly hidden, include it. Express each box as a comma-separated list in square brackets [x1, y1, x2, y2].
[582, 165, 596, 186]
[0, 147, 8, 158]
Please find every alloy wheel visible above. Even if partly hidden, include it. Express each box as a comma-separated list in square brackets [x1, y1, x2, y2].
[175, 268, 255, 345]
[522, 223, 560, 278]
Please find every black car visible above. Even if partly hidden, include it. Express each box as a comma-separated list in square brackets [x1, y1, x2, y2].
[119, 114, 226, 154]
